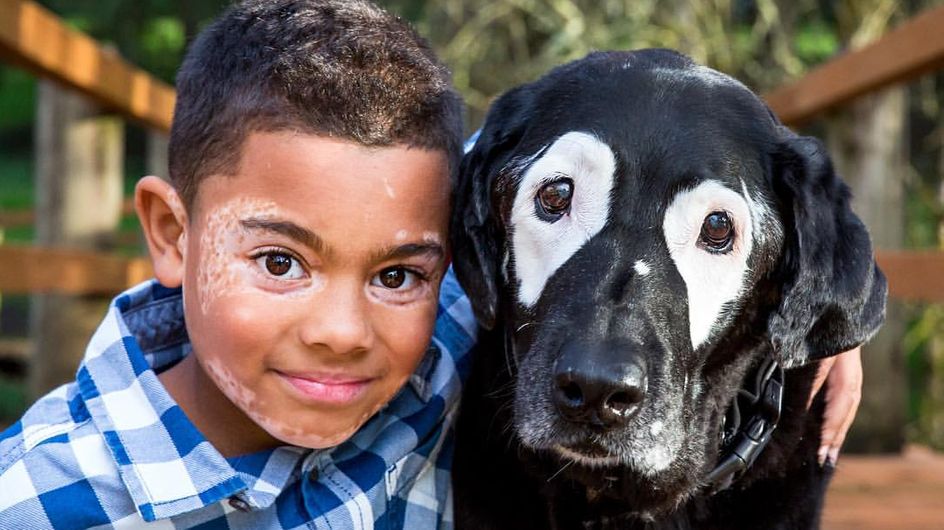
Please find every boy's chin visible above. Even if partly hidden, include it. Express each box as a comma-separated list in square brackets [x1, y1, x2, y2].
[246, 406, 373, 449]
[240, 392, 395, 450]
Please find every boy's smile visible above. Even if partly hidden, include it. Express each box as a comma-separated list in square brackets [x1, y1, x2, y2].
[153, 131, 450, 455]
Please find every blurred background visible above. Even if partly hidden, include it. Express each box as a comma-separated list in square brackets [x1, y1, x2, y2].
[1, 0, 943, 527]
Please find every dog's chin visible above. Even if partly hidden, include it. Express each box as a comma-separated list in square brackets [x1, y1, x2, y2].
[548, 443, 700, 518]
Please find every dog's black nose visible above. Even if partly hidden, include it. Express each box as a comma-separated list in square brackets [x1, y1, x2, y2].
[553, 345, 647, 429]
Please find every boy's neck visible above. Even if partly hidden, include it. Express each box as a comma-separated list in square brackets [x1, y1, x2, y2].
[158, 353, 283, 458]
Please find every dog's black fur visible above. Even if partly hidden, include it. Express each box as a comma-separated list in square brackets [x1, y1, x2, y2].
[450, 50, 887, 529]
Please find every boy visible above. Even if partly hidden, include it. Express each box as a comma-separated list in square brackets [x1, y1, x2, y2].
[0, 0, 474, 528]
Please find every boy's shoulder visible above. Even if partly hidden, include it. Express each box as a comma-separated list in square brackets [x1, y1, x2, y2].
[0, 382, 129, 528]
[0, 280, 220, 527]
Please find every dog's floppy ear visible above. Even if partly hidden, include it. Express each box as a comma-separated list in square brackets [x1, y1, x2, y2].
[452, 86, 534, 329]
[768, 133, 887, 368]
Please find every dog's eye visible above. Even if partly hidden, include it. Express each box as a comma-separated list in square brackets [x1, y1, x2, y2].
[699, 211, 734, 253]
[536, 178, 573, 219]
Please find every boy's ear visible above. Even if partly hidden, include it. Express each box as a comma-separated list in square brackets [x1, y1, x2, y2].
[135, 176, 188, 288]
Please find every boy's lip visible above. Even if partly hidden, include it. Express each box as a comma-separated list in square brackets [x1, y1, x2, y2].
[276, 370, 375, 405]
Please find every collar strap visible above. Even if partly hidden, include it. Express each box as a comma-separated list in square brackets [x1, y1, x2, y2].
[705, 356, 784, 493]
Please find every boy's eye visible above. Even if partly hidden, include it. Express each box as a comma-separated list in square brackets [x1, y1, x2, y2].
[255, 253, 305, 280]
[372, 267, 419, 290]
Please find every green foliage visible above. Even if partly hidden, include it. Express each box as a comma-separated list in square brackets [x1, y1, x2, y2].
[794, 21, 840, 65]
[906, 185, 943, 249]
[0, 68, 36, 131]
[0, 155, 33, 210]
[0, 376, 26, 426]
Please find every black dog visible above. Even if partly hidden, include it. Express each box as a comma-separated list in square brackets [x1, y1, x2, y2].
[450, 49, 886, 529]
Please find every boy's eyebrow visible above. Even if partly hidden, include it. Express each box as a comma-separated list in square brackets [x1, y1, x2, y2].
[240, 218, 327, 253]
[370, 242, 445, 264]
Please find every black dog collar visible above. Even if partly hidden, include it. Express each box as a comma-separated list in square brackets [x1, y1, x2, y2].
[705, 356, 784, 493]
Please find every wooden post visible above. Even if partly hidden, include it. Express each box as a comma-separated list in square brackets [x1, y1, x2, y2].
[28, 80, 123, 399]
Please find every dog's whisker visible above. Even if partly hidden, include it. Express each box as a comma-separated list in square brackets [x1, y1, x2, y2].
[546, 458, 575, 483]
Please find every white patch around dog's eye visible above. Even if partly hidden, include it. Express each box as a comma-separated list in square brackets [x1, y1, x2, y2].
[510, 131, 617, 307]
[662, 180, 754, 349]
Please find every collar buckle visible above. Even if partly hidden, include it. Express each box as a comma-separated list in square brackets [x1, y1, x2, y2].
[705, 357, 783, 493]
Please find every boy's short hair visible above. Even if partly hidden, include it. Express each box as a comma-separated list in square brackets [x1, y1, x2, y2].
[168, 0, 463, 208]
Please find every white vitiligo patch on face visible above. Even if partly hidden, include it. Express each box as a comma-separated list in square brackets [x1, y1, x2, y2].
[662, 180, 755, 349]
[383, 176, 397, 199]
[421, 231, 442, 246]
[634, 260, 651, 277]
[510, 131, 617, 306]
[196, 197, 326, 314]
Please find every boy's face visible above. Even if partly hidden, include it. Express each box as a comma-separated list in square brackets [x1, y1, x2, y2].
[182, 131, 450, 448]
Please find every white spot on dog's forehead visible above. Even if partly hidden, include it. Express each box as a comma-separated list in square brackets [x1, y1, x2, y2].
[634, 260, 651, 276]
[662, 180, 755, 349]
[510, 131, 617, 307]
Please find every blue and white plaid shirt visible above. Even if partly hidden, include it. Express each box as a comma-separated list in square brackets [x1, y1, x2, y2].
[0, 268, 476, 529]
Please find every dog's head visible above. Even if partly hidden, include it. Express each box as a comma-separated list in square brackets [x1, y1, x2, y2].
[452, 50, 886, 513]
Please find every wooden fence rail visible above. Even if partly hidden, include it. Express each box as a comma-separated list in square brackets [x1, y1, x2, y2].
[0, 0, 174, 132]
[764, 4, 944, 126]
[0, 245, 152, 295]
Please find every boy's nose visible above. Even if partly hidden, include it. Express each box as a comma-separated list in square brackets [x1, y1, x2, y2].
[299, 280, 374, 355]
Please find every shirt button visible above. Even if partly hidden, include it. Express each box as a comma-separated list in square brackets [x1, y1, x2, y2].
[308, 468, 319, 482]
[228, 496, 251, 512]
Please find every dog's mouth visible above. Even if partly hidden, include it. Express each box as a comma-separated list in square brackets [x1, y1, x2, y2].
[553, 441, 623, 467]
